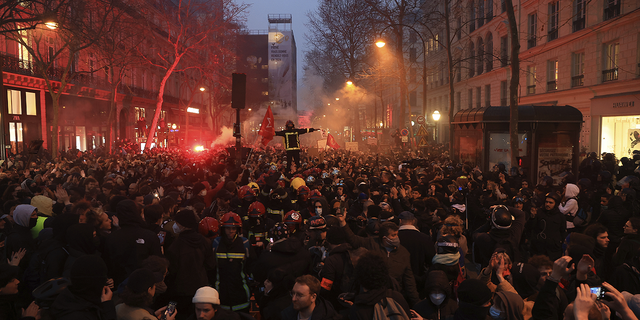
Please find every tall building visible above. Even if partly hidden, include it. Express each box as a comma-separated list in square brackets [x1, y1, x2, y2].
[420, 0, 640, 158]
[268, 14, 298, 118]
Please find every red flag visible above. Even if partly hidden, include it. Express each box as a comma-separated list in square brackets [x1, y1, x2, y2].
[327, 133, 340, 149]
[258, 106, 275, 146]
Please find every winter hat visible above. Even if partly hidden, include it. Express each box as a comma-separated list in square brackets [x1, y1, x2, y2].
[174, 210, 199, 229]
[511, 262, 540, 299]
[367, 205, 382, 218]
[192, 286, 220, 305]
[456, 279, 493, 306]
[398, 211, 415, 220]
[31, 195, 54, 216]
[193, 182, 206, 195]
[143, 194, 156, 206]
[13, 204, 36, 227]
[127, 268, 158, 294]
[69, 255, 108, 306]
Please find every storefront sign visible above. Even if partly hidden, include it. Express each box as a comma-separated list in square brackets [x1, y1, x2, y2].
[613, 101, 635, 108]
[537, 147, 573, 185]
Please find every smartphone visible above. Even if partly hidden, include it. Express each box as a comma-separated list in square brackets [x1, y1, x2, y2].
[163, 301, 177, 319]
[590, 287, 606, 299]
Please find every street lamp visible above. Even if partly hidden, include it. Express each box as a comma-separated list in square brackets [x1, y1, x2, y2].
[346, 80, 353, 86]
[432, 110, 440, 143]
[376, 24, 427, 151]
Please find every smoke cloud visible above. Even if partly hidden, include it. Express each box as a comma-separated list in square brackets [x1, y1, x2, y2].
[210, 126, 235, 147]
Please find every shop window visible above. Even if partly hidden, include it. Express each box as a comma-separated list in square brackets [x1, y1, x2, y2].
[572, 52, 585, 87]
[26, 92, 37, 115]
[548, 2, 559, 41]
[9, 122, 23, 153]
[573, 0, 586, 32]
[547, 60, 558, 91]
[76, 126, 87, 151]
[7, 89, 21, 115]
[601, 116, 640, 158]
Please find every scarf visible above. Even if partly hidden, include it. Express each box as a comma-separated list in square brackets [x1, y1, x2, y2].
[432, 252, 461, 266]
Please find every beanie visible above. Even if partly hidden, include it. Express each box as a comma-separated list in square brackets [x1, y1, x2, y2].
[457, 279, 492, 306]
[192, 286, 220, 305]
[31, 195, 54, 216]
[174, 210, 199, 230]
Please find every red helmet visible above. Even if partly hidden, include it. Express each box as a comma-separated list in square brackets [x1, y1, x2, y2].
[198, 217, 220, 239]
[221, 212, 242, 228]
[248, 201, 266, 217]
[238, 185, 256, 201]
[284, 210, 302, 225]
[298, 186, 310, 201]
[310, 189, 323, 200]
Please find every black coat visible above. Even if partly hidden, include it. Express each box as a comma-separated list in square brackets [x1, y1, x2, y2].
[530, 207, 566, 261]
[319, 243, 356, 311]
[167, 229, 215, 296]
[348, 288, 410, 320]
[281, 296, 340, 320]
[5, 225, 36, 270]
[49, 288, 116, 320]
[398, 225, 435, 282]
[254, 237, 311, 284]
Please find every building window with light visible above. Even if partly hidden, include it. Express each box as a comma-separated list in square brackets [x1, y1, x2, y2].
[571, 52, 585, 87]
[527, 66, 536, 95]
[547, 60, 558, 91]
[7, 90, 22, 115]
[573, 0, 586, 32]
[548, 2, 559, 41]
[603, 42, 619, 82]
[528, 13, 537, 49]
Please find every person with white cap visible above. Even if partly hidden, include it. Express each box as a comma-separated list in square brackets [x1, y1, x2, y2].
[189, 286, 240, 320]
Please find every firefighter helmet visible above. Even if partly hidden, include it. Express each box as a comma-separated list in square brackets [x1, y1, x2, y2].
[248, 201, 266, 217]
[198, 217, 220, 239]
[238, 185, 256, 201]
[220, 212, 242, 228]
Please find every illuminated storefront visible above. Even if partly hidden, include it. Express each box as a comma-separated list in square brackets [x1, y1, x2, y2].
[591, 95, 640, 159]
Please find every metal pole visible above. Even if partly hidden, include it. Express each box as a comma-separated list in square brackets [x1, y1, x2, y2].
[234, 108, 241, 168]
[0, 55, 7, 160]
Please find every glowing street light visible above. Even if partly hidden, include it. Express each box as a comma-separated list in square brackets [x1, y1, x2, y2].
[432, 110, 441, 121]
[346, 80, 353, 86]
[42, 13, 58, 29]
[375, 40, 386, 48]
[335, 98, 340, 101]
[199, 87, 205, 92]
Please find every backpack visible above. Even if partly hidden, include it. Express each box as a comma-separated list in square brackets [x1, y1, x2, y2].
[571, 197, 592, 227]
[372, 296, 409, 320]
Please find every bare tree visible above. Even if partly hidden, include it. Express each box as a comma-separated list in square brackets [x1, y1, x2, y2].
[505, 0, 520, 167]
[0, 0, 71, 33]
[1, 0, 120, 158]
[140, 0, 247, 151]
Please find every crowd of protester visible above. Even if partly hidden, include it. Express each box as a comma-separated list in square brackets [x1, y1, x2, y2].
[1, 143, 640, 320]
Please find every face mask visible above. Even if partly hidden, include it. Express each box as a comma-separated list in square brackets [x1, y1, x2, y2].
[601, 205, 608, 210]
[489, 306, 505, 320]
[29, 217, 38, 229]
[316, 208, 322, 216]
[384, 236, 400, 248]
[429, 293, 446, 306]
[172, 223, 181, 234]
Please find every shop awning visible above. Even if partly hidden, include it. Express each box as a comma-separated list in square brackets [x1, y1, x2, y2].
[452, 105, 583, 124]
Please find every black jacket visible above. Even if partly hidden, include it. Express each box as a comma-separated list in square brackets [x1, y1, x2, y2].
[281, 296, 339, 320]
[413, 270, 458, 320]
[531, 279, 568, 320]
[49, 288, 116, 320]
[348, 288, 410, 320]
[319, 243, 357, 311]
[530, 207, 566, 261]
[398, 225, 435, 281]
[167, 229, 215, 296]
[254, 237, 311, 284]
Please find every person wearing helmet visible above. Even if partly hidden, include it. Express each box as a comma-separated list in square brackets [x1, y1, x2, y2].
[199, 217, 220, 240]
[275, 121, 318, 173]
[529, 193, 567, 261]
[267, 188, 292, 223]
[294, 186, 312, 216]
[252, 222, 311, 285]
[235, 185, 256, 217]
[212, 212, 254, 312]
[472, 204, 526, 268]
[243, 201, 273, 256]
[283, 210, 303, 235]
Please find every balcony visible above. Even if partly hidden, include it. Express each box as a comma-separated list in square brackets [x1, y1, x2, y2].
[573, 17, 585, 32]
[571, 75, 584, 87]
[602, 68, 618, 82]
[547, 81, 557, 91]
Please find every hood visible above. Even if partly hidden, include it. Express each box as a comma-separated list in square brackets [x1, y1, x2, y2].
[425, 270, 453, 297]
[608, 195, 626, 211]
[353, 288, 389, 306]
[271, 237, 303, 254]
[52, 213, 80, 242]
[116, 200, 145, 228]
[565, 183, 579, 198]
[495, 291, 525, 320]
[13, 204, 36, 227]
[176, 229, 206, 247]
[66, 224, 97, 254]
[49, 288, 98, 317]
[31, 195, 54, 216]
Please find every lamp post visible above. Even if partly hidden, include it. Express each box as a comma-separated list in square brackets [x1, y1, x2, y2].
[376, 24, 427, 151]
[432, 110, 440, 143]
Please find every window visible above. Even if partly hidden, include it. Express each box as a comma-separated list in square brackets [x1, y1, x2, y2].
[456, 17, 462, 40]
[455, 58, 461, 82]
[571, 52, 585, 87]
[527, 66, 536, 95]
[409, 31, 417, 44]
[501, 0, 506, 13]
[604, 0, 620, 20]
[486, 0, 494, 20]
[603, 42, 619, 82]
[500, 81, 508, 105]
[478, 0, 485, 27]
[456, 92, 462, 111]
[500, 36, 508, 67]
[410, 68, 417, 83]
[7, 90, 21, 115]
[476, 87, 482, 108]
[26, 92, 36, 115]
[573, 0, 586, 32]
[547, 60, 558, 91]
[486, 33, 493, 71]
[470, 0, 476, 33]
[468, 89, 473, 108]
[548, 2, 559, 41]
[18, 30, 31, 70]
[485, 85, 491, 107]
[409, 48, 417, 63]
[477, 38, 484, 75]
[528, 13, 537, 49]
[469, 41, 475, 78]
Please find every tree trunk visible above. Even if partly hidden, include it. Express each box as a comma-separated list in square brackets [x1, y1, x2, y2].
[394, 27, 408, 133]
[505, 0, 520, 167]
[143, 58, 181, 151]
[51, 96, 59, 159]
[444, 0, 455, 157]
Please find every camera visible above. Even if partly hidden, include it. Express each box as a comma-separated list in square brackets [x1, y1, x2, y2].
[590, 287, 606, 299]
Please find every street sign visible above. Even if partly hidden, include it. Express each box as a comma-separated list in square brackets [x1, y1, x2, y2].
[418, 136, 429, 146]
[416, 115, 425, 125]
[400, 128, 409, 136]
[401, 136, 409, 142]
[416, 125, 428, 136]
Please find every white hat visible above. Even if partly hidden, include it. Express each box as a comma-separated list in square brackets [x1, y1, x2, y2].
[192, 286, 220, 305]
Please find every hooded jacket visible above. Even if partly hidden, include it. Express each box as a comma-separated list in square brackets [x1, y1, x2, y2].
[597, 196, 631, 243]
[49, 288, 116, 320]
[348, 288, 411, 320]
[166, 229, 215, 296]
[5, 205, 37, 269]
[413, 270, 458, 320]
[559, 183, 579, 229]
[495, 291, 524, 320]
[254, 236, 311, 283]
[104, 200, 162, 285]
